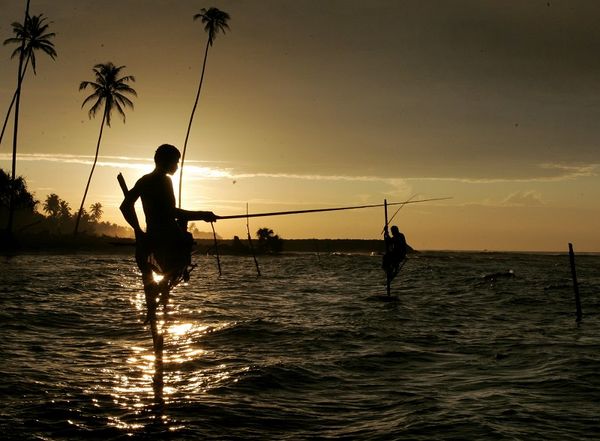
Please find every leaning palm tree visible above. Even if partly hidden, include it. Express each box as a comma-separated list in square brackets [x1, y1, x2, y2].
[1, 13, 57, 146]
[74, 63, 136, 235]
[3, 2, 57, 234]
[179, 7, 230, 207]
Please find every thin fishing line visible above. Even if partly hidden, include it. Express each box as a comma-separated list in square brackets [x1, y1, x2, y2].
[381, 194, 418, 235]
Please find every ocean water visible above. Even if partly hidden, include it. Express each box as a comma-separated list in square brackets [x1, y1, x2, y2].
[1, 251, 599, 440]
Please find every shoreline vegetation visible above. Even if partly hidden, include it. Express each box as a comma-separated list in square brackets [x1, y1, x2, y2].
[2, 234, 589, 255]
[1, 168, 416, 255]
[0, 168, 414, 255]
[1, 234, 398, 255]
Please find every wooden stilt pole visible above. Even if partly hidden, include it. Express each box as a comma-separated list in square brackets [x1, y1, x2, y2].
[568, 243, 582, 323]
[384, 199, 391, 296]
[211, 222, 222, 276]
[246, 203, 261, 276]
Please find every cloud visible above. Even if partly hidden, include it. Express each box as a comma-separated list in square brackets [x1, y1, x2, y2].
[537, 163, 597, 180]
[500, 190, 545, 207]
[405, 162, 598, 184]
[0, 153, 229, 178]
[458, 190, 545, 208]
[3, 154, 595, 190]
[0, 152, 409, 184]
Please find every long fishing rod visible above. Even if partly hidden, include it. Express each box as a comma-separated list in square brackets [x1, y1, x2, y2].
[381, 194, 417, 235]
[216, 197, 451, 221]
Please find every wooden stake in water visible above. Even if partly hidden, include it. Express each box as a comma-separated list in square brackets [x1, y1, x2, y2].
[568, 243, 582, 323]
[211, 222, 222, 276]
[247, 203, 261, 277]
[384, 199, 391, 296]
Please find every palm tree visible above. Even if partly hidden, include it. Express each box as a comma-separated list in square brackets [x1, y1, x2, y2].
[74, 63, 136, 235]
[179, 7, 230, 207]
[89, 202, 103, 222]
[59, 199, 71, 220]
[43, 193, 60, 218]
[1, 13, 57, 147]
[3, 6, 57, 235]
[256, 227, 283, 254]
[0, 168, 37, 212]
[257, 227, 275, 242]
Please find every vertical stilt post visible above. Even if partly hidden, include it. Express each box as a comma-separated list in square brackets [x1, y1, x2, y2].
[384, 199, 391, 296]
[211, 222, 222, 276]
[247, 203, 261, 276]
[568, 243, 582, 323]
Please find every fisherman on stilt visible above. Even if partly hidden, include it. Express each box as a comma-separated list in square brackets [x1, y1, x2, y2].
[383, 225, 408, 288]
[119, 144, 217, 324]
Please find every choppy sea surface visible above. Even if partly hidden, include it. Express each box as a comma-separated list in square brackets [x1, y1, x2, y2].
[1, 251, 599, 440]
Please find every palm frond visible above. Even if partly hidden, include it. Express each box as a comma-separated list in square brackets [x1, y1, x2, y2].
[79, 80, 99, 91]
[81, 92, 101, 109]
[3, 37, 22, 46]
[87, 98, 104, 121]
[114, 93, 135, 109]
[112, 100, 127, 124]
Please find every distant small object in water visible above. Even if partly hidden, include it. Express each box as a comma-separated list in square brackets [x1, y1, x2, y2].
[483, 270, 515, 282]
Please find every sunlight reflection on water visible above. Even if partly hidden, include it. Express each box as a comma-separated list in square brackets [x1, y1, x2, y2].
[2, 252, 600, 439]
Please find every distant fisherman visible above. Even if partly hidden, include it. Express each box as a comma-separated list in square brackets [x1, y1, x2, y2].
[120, 144, 217, 322]
[382, 225, 407, 284]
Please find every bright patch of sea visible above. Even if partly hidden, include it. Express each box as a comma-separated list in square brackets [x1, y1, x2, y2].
[1, 251, 599, 440]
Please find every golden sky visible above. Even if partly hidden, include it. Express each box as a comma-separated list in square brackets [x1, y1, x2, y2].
[1, 0, 599, 251]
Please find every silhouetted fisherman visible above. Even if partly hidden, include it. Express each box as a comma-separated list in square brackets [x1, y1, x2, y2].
[120, 144, 217, 322]
[382, 225, 407, 284]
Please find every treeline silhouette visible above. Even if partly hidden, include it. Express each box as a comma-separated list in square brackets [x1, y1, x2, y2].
[0, 169, 132, 242]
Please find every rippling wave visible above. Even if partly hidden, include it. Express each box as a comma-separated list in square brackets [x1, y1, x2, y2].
[1, 252, 599, 439]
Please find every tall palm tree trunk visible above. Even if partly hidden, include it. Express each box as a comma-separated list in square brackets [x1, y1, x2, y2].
[7, 0, 31, 234]
[74, 108, 107, 235]
[178, 37, 211, 208]
[0, 57, 30, 147]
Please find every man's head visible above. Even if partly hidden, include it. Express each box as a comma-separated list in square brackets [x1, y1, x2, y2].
[391, 225, 400, 236]
[154, 144, 181, 174]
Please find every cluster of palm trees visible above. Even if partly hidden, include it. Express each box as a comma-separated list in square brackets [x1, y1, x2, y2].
[1, 2, 230, 238]
[43, 193, 103, 233]
[0, 167, 107, 235]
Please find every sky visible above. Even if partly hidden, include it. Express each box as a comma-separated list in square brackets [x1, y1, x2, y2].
[1, 0, 599, 251]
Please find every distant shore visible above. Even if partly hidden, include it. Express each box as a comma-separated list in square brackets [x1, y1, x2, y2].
[1, 234, 400, 255]
[4, 234, 587, 255]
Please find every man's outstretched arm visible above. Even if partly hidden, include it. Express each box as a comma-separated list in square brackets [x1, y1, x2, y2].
[175, 208, 218, 223]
